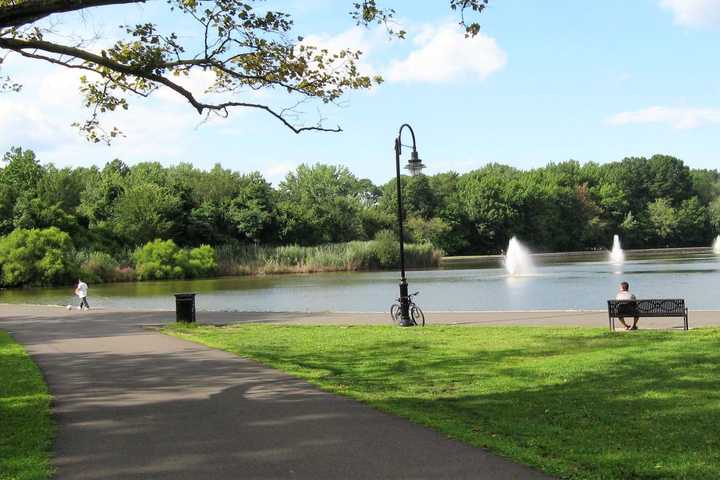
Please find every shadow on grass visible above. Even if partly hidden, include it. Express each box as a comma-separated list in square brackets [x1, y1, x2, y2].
[3, 319, 553, 480]
[186, 326, 720, 480]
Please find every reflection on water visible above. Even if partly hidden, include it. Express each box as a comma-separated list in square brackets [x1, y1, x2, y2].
[1, 250, 719, 312]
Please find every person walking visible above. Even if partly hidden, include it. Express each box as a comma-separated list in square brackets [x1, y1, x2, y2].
[75, 279, 90, 311]
[615, 281, 638, 330]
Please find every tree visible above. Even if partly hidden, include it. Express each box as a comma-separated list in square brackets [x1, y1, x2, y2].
[112, 182, 181, 245]
[675, 197, 709, 246]
[226, 172, 277, 243]
[179, 165, 278, 245]
[646, 155, 692, 205]
[2, 145, 718, 269]
[594, 183, 629, 223]
[406, 216, 451, 248]
[605, 157, 651, 213]
[457, 165, 519, 252]
[427, 172, 471, 254]
[379, 174, 439, 220]
[12, 195, 80, 234]
[277, 163, 364, 244]
[690, 169, 720, 205]
[0, 147, 47, 235]
[620, 211, 644, 248]
[647, 198, 678, 245]
[0, 1, 490, 142]
[510, 174, 581, 252]
[709, 197, 720, 235]
[77, 161, 128, 251]
[0, 147, 43, 192]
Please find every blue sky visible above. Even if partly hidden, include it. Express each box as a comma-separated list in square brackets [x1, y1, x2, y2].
[1, 0, 719, 184]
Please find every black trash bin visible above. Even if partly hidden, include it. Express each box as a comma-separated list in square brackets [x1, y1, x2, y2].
[174, 293, 196, 323]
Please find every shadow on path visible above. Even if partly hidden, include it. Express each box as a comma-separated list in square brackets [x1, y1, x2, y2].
[2, 310, 552, 480]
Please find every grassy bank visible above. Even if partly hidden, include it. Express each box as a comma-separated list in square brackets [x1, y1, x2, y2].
[0, 331, 53, 480]
[166, 324, 720, 480]
[215, 239, 442, 276]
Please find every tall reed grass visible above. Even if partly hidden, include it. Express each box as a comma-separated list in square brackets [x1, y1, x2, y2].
[76, 236, 442, 284]
[215, 239, 442, 276]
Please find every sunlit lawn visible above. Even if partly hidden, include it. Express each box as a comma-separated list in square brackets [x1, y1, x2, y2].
[0, 331, 53, 480]
[166, 324, 720, 480]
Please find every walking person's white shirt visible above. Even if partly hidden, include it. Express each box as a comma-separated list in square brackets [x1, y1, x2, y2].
[75, 281, 90, 310]
[76, 281, 88, 298]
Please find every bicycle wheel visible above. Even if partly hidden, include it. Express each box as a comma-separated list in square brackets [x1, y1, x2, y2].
[390, 303, 402, 324]
[410, 304, 425, 327]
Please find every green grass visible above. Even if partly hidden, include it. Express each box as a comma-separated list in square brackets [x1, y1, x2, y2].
[0, 331, 53, 480]
[165, 324, 720, 480]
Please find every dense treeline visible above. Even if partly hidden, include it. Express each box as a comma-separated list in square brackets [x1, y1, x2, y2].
[1, 147, 719, 286]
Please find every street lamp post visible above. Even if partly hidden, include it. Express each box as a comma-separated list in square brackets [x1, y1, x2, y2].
[394, 123, 425, 327]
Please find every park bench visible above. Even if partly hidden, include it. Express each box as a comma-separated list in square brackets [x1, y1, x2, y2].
[607, 299, 688, 331]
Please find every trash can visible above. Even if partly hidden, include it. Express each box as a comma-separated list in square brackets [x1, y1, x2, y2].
[174, 293, 196, 323]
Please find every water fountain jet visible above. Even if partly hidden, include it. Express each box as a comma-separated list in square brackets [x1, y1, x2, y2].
[609, 235, 625, 265]
[714, 235, 720, 255]
[505, 237, 534, 276]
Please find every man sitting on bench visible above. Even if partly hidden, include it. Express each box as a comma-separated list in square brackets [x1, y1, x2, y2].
[615, 281, 639, 330]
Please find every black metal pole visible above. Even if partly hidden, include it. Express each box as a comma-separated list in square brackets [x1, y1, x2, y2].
[395, 126, 414, 326]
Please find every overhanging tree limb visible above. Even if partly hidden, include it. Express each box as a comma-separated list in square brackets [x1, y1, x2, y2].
[0, 1, 490, 142]
[0, 0, 145, 28]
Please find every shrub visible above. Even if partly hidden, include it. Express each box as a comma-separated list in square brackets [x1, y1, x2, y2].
[133, 239, 184, 280]
[133, 239, 216, 280]
[181, 245, 217, 278]
[0, 227, 76, 287]
[406, 216, 451, 247]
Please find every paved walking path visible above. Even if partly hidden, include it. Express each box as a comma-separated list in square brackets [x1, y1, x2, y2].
[1, 306, 558, 480]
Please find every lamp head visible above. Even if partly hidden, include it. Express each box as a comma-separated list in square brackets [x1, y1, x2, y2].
[405, 150, 426, 176]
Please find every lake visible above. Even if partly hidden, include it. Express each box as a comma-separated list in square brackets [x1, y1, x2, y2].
[1, 249, 719, 312]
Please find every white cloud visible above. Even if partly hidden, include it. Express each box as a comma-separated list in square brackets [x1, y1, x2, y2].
[302, 27, 378, 57]
[386, 23, 506, 83]
[300, 26, 385, 78]
[0, 102, 76, 149]
[607, 106, 720, 129]
[660, 0, 720, 28]
[0, 59, 231, 167]
[261, 162, 297, 185]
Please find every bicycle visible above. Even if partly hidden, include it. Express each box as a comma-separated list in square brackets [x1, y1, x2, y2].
[390, 291, 425, 327]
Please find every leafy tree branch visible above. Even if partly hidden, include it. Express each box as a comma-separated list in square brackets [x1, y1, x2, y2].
[0, 0, 490, 142]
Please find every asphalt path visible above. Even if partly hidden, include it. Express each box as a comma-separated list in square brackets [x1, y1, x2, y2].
[1, 305, 562, 480]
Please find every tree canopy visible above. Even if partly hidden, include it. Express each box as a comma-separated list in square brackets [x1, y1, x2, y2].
[0, 0, 489, 142]
[2, 146, 718, 259]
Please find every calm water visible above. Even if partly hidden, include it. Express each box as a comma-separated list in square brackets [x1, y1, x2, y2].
[1, 251, 719, 312]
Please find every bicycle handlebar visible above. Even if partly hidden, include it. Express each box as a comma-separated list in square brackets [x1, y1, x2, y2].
[396, 291, 420, 302]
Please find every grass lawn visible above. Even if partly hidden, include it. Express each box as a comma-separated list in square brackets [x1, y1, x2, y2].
[0, 331, 53, 480]
[166, 324, 720, 480]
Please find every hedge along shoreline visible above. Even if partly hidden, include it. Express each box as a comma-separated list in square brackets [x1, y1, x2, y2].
[0, 228, 442, 288]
